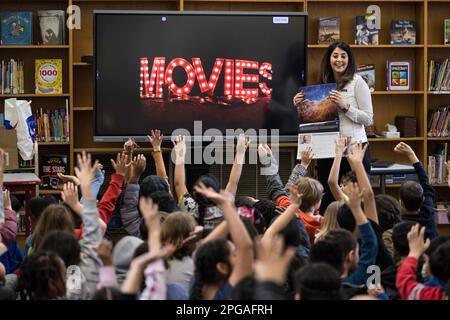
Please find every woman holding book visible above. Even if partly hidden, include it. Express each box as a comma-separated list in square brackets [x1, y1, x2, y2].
[293, 41, 373, 211]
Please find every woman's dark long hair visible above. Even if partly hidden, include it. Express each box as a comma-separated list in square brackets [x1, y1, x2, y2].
[190, 238, 231, 300]
[319, 41, 356, 90]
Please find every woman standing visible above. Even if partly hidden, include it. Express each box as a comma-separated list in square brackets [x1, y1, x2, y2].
[293, 41, 373, 211]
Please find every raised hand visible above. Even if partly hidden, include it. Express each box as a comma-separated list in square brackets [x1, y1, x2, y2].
[407, 224, 430, 259]
[3, 189, 11, 210]
[346, 142, 367, 166]
[394, 142, 414, 157]
[110, 152, 132, 177]
[193, 183, 234, 207]
[335, 137, 348, 157]
[300, 146, 313, 167]
[257, 143, 273, 165]
[61, 182, 83, 215]
[74, 151, 99, 200]
[287, 184, 303, 206]
[148, 129, 163, 152]
[124, 138, 138, 154]
[255, 235, 296, 285]
[394, 142, 419, 164]
[236, 134, 250, 156]
[172, 135, 186, 164]
[343, 182, 364, 210]
[181, 226, 204, 247]
[57, 172, 81, 186]
[129, 154, 146, 183]
[139, 197, 159, 228]
[95, 239, 114, 266]
[293, 92, 304, 107]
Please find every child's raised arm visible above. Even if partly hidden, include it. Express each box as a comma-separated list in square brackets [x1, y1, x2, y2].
[173, 136, 188, 200]
[225, 134, 250, 196]
[148, 129, 170, 188]
[346, 143, 378, 224]
[328, 137, 349, 201]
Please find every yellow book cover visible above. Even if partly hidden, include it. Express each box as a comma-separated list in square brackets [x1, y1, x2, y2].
[35, 59, 62, 94]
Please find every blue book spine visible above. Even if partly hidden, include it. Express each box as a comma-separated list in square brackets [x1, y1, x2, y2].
[0, 12, 32, 45]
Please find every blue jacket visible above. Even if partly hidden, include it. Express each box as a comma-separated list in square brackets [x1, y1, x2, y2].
[342, 222, 378, 286]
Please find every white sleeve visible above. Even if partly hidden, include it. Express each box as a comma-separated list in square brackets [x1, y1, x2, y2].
[343, 77, 374, 126]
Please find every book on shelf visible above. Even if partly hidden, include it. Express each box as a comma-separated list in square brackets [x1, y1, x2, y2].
[318, 17, 340, 45]
[34, 100, 70, 142]
[0, 59, 25, 94]
[427, 106, 450, 137]
[428, 59, 450, 92]
[40, 154, 68, 190]
[38, 10, 65, 45]
[35, 59, 63, 94]
[355, 15, 379, 45]
[386, 60, 411, 91]
[390, 20, 416, 45]
[0, 12, 32, 45]
[356, 64, 375, 92]
[445, 19, 450, 45]
[428, 143, 449, 185]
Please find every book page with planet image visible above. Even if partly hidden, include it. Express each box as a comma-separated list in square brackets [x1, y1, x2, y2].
[297, 83, 339, 133]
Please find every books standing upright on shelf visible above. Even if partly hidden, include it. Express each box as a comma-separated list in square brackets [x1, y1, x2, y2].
[34, 105, 70, 142]
[356, 64, 375, 92]
[445, 19, 450, 45]
[355, 15, 379, 45]
[318, 17, 340, 44]
[390, 20, 416, 44]
[0, 59, 25, 94]
[296, 83, 340, 159]
[35, 59, 62, 94]
[40, 154, 68, 190]
[0, 12, 32, 45]
[387, 61, 412, 91]
[428, 59, 450, 92]
[38, 10, 65, 45]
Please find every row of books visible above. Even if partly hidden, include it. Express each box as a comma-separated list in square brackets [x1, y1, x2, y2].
[0, 58, 63, 95]
[0, 59, 25, 94]
[318, 17, 417, 45]
[0, 11, 65, 45]
[320, 17, 449, 45]
[428, 143, 449, 184]
[427, 106, 450, 137]
[34, 105, 70, 142]
[428, 156, 449, 185]
[428, 59, 450, 92]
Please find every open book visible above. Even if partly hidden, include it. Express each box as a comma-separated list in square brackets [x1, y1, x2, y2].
[297, 83, 340, 159]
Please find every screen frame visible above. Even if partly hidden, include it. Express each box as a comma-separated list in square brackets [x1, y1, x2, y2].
[93, 10, 308, 142]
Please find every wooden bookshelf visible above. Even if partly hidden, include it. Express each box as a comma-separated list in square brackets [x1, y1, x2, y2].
[1, 0, 447, 194]
[426, 0, 450, 190]
[0, 0, 72, 181]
